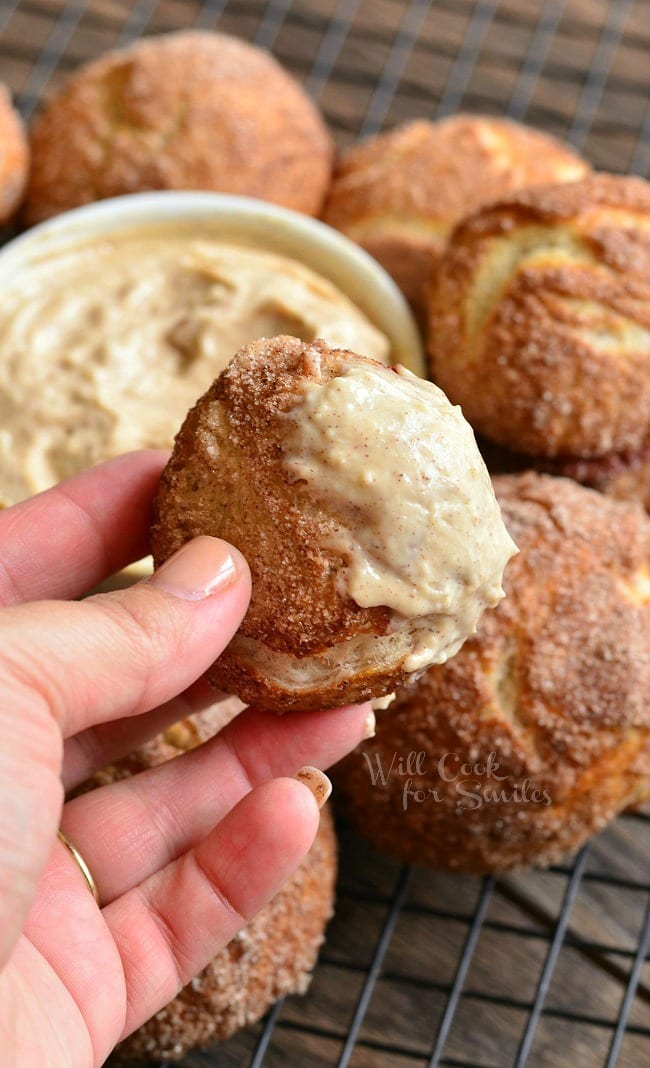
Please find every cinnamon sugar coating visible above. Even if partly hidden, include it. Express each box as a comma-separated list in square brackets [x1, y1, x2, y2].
[323, 115, 589, 320]
[335, 473, 650, 873]
[429, 174, 650, 460]
[24, 31, 333, 224]
[90, 710, 338, 1062]
[0, 84, 28, 223]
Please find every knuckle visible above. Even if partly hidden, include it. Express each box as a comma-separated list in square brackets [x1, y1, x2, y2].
[140, 892, 189, 994]
[131, 776, 187, 856]
[192, 847, 247, 929]
[0, 621, 69, 728]
[93, 589, 189, 674]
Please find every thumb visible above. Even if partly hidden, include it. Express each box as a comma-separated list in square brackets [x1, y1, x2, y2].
[0, 536, 250, 968]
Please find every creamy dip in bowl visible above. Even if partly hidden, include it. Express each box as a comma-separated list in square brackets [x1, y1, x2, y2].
[0, 194, 420, 585]
[0, 192, 424, 582]
[0, 193, 426, 504]
[0, 233, 390, 502]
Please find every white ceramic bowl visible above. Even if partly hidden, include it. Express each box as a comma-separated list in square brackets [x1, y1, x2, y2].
[0, 191, 425, 374]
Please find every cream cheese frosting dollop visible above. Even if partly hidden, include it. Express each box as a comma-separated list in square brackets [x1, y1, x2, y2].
[283, 361, 518, 672]
[0, 234, 389, 505]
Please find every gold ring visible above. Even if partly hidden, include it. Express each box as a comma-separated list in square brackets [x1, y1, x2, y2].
[57, 830, 99, 904]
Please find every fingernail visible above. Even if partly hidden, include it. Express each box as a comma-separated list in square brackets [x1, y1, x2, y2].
[149, 536, 242, 601]
[362, 709, 376, 740]
[295, 766, 332, 809]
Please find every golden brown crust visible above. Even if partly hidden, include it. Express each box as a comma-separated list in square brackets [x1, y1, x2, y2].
[0, 84, 28, 224]
[88, 712, 337, 1062]
[151, 336, 401, 711]
[335, 473, 650, 873]
[323, 116, 590, 320]
[429, 174, 650, 459]
[210, 644, 419, 715]
[24, 31, 334, 224]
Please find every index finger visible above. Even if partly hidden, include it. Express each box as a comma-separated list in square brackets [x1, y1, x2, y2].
[0, 450, 168, 606]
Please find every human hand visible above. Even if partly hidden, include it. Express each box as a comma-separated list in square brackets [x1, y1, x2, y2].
[0, 450, 373, 1067]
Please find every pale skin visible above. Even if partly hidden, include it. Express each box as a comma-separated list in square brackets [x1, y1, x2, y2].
[0, 450, 372, 1067]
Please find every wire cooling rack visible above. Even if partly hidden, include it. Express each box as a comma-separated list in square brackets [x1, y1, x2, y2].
[1, 1, 650, 1065]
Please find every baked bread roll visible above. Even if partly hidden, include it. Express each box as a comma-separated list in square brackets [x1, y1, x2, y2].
[429, 174, 650, 459]
[335, 473, 650, 873]
[323, 116, 589, 320]
[0, 84, 28, 223]
[25, 31, 334, 224]
[151, 336, 517, 712]
[90, 710, 337, 1062]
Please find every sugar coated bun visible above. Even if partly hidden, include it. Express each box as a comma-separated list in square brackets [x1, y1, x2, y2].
[429, 174, 650, 460]
[91, 710, 337, 1062]
[0, 84, 28, 223]
[24, 31, 333, 224]
[335, 473, 650, 873]
[151, 336, 517, 712]
[323, 115, 589, 319]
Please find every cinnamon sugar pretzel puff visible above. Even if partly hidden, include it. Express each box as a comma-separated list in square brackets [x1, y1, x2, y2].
[335, 473, 650, 873]
[429, 174, 650, 460]
[151, 336, 517, 712]
[323, 116, 589, 320]
[24, 31, 333, 224]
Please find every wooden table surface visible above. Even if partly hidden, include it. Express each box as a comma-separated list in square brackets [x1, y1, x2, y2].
[1, 2, 649, 1066]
